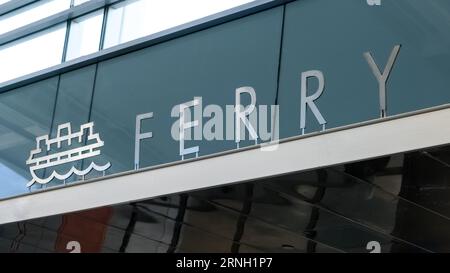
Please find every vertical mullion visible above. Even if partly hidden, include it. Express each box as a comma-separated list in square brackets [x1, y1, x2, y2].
[61, 20, 72, 62]
[61, 0, 75, 62]
[98, 6, 108, 50]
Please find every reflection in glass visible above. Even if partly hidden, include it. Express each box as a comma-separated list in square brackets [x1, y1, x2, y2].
[65, 10, 104, 61]
[0, 24, 66, 83]
[0, 0, 71, 35]
[103, 0, 256, 48]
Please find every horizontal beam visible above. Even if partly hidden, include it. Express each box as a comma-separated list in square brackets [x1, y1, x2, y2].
[0, 105, 449, 225]
[0, 0, 38, 16]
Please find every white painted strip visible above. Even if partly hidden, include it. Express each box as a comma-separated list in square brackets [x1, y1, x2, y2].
[1, 107, 450, 224]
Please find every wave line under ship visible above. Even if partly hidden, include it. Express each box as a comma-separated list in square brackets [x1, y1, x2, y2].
[26, 122, 111, 187]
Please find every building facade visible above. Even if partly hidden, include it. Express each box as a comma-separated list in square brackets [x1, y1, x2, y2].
[0, 0, 449, 253]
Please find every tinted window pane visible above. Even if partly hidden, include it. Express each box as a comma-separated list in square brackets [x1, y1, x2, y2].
[103, 0, 256, 48]
[278, 0, 450, 138]
[0, 77, 58, 198]
[66, 10, 104, 61]
[0, 0, 71, 35]
[42, 65, 96, 188]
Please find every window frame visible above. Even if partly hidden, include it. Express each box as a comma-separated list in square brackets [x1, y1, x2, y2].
[0, 0, 288, 93]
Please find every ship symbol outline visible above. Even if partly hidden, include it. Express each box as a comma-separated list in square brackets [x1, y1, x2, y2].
[26, 122, 111, 188]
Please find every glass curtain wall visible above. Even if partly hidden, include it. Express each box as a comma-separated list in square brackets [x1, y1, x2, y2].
[0, 0, 71, 35]
[0, 24, 67, 83]
[0, 0, 257, 84]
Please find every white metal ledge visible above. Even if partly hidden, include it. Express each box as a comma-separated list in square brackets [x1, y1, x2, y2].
[0, 106, 450, 224]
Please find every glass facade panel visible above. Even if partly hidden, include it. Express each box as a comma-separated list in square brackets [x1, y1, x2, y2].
[0, 24, 66, 83]
[0, 77, 58, 199]
[90, 7, 282, 176]
[103, 0, 256, 48]
[43, 65, 96, 188]
[65, 10, 104, 61]
[0, 0, 260, 84]
[0, 0, 71, 35]
[278, 0, 450, 137]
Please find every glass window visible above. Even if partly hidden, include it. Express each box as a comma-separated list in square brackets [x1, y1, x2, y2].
[65, 10, 104, 61]
[0, 0, 71, 35]
[103, 0, 256, 48]
[0, 24, 66, 83]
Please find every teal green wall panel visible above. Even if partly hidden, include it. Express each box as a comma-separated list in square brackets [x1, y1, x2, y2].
[278, 0, 450, 138]
[89, 7, 283, 175]
[45, 65, 97, 187]
[0, 77, 58, 198]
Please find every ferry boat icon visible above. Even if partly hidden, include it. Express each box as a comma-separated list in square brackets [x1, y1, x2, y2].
[26, 122, 111, 188]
